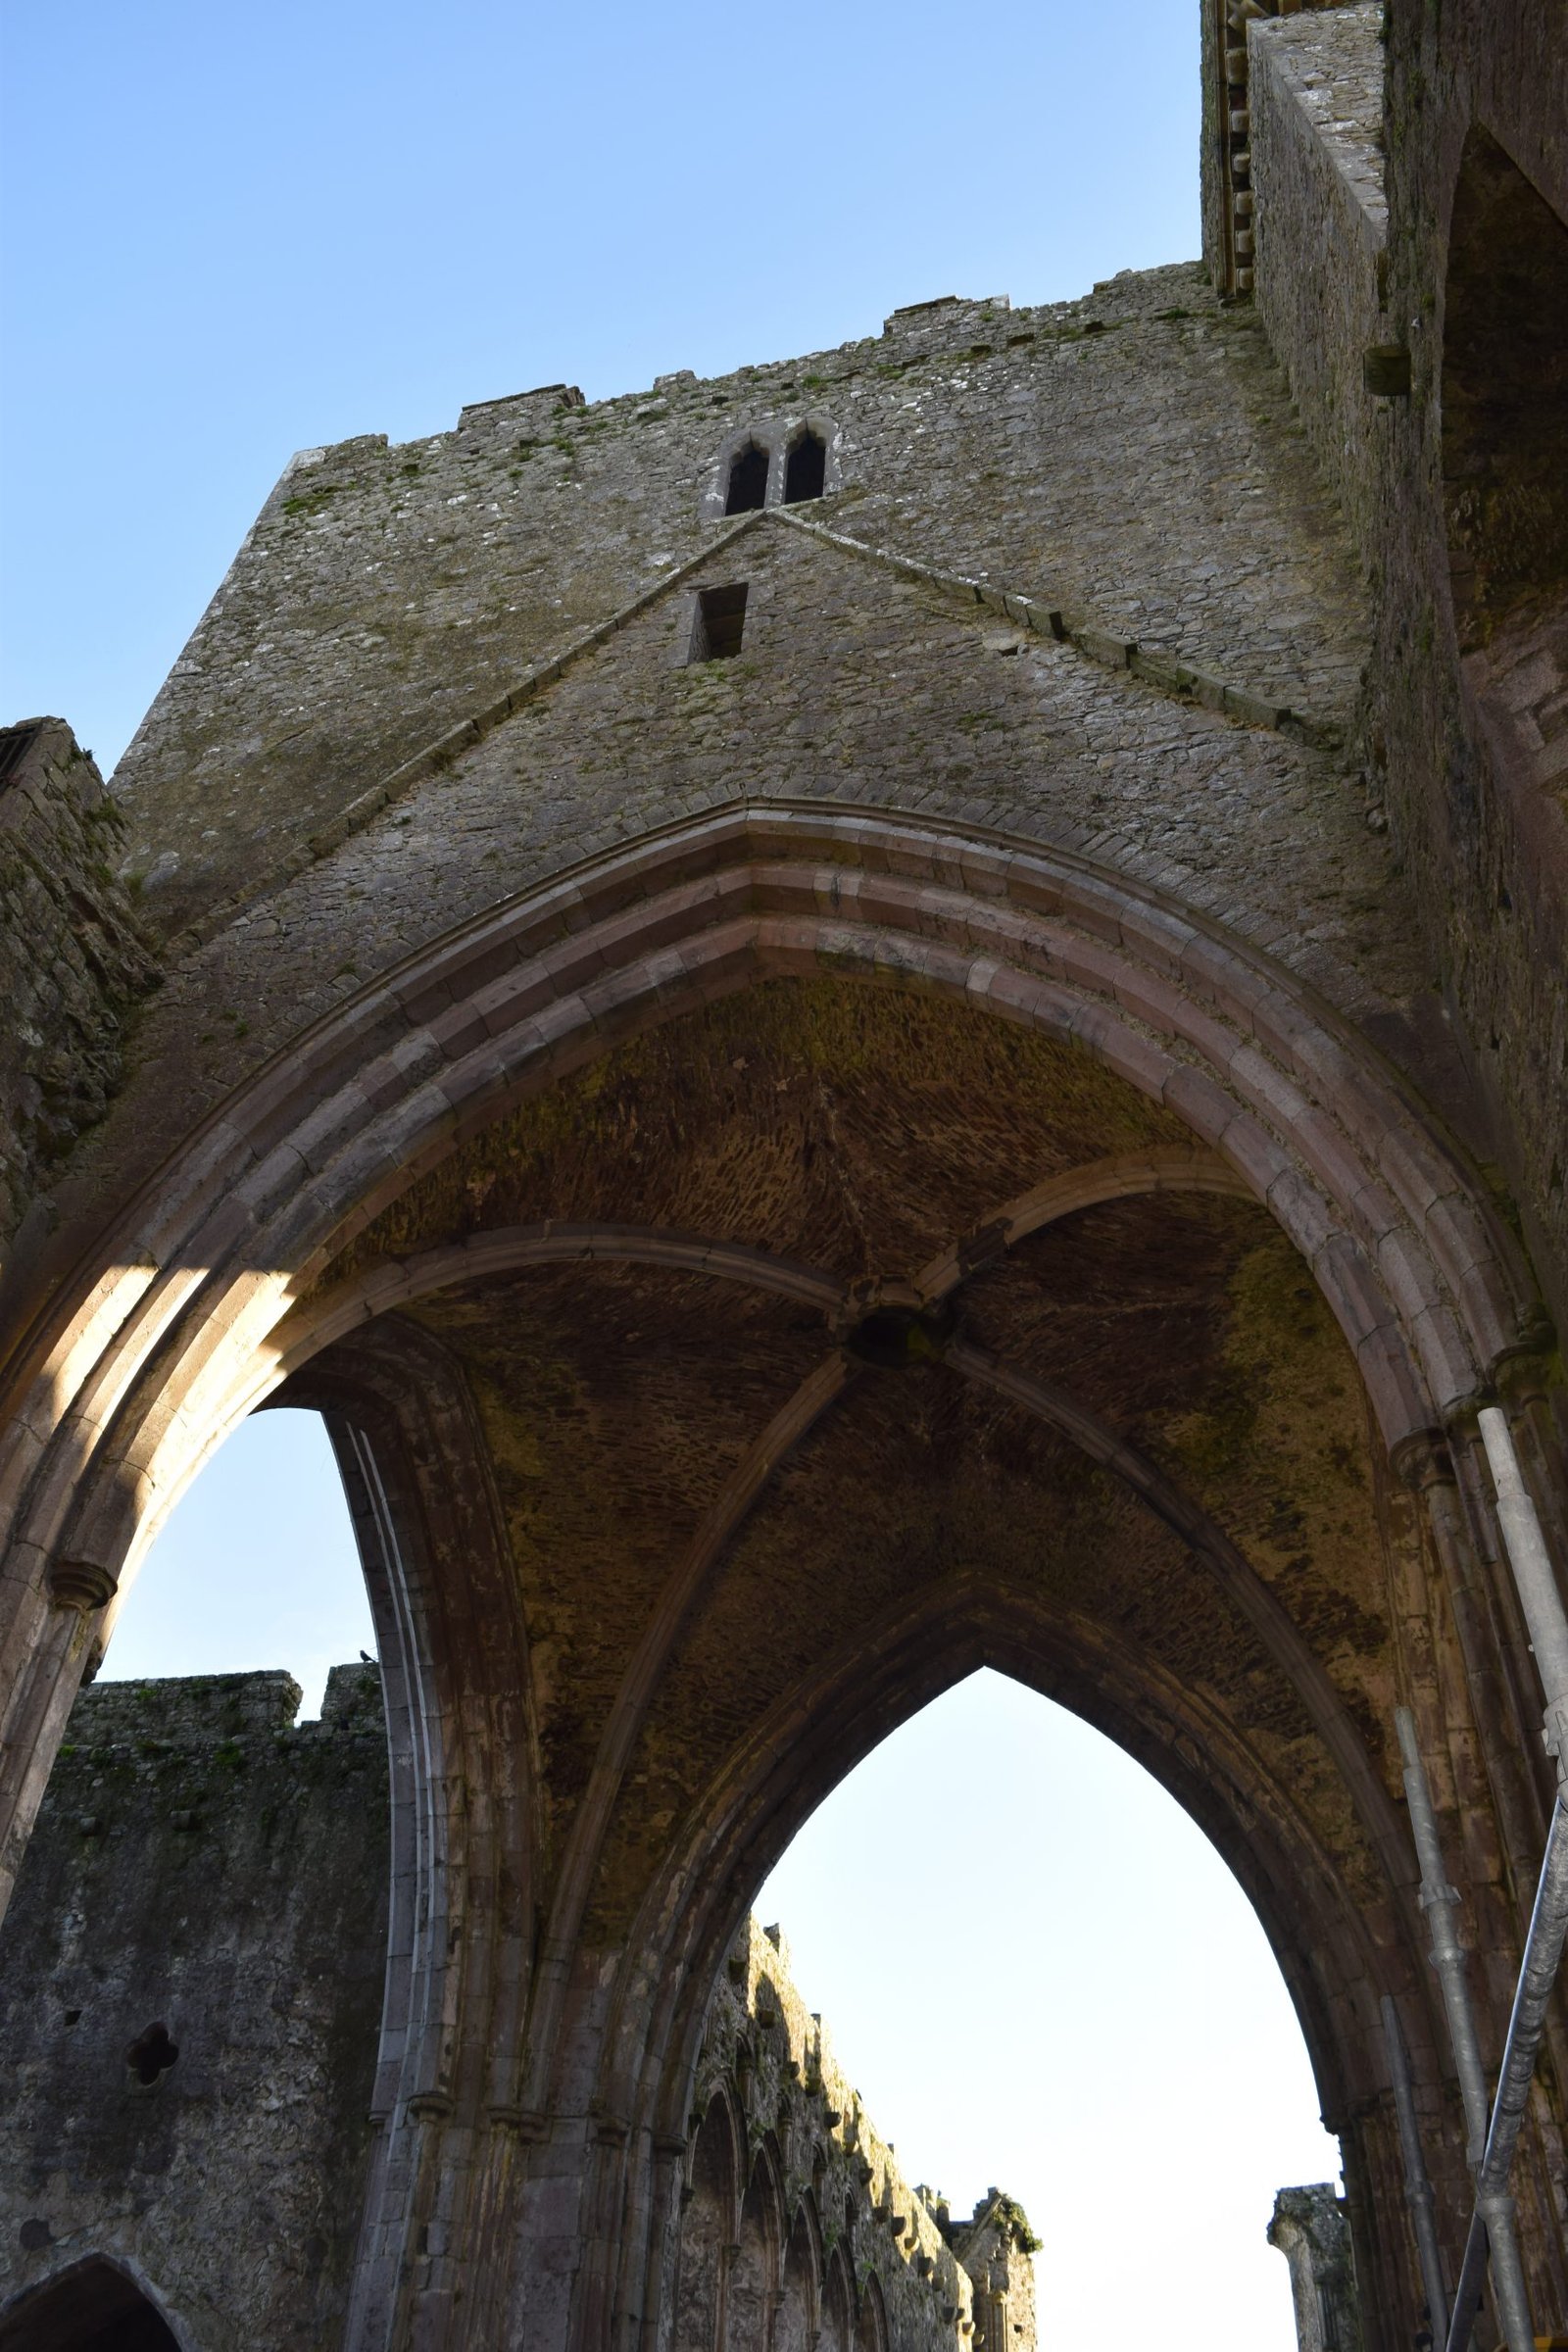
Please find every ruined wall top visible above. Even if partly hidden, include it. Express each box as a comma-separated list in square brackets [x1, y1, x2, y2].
[695, 1914, 1038, 2352]
[0, 1665, 389, 2350]
[0, 1671, 1038, 2352]
[107, 259, 1369, 947]
[1200, 0, 1377, 301]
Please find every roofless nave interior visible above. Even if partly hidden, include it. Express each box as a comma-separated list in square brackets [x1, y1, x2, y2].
[0, 1, 1566, 2348]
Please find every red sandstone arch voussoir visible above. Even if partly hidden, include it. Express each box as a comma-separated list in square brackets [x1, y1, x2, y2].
[0, 808, 1537, 1839]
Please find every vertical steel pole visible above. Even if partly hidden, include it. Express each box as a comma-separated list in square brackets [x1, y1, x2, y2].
[1381, 1991, 1449, 2342]
[1440, 1406, 1568, 2352]
[1396, 1707, 1492, 2162]
[1477, 1405, 1568, 1785]
[1443, 1793, 1568, 2352]
[1395, 1708, 1537, 2352]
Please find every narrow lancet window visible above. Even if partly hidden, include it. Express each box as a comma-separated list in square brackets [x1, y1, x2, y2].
[783, 428, 826, 505]
[688, 583, 749, 662]
[725, 442, 769, 514]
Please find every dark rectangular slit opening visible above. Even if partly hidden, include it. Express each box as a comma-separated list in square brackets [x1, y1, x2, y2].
[689, 583, 749, 662]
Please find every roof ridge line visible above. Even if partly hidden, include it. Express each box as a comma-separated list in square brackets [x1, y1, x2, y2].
[173, 512, 768, 954]
[765, 505, 1339, 749]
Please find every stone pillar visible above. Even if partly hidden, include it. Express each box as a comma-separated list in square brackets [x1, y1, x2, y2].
[1268, 2184, 1364, 2352]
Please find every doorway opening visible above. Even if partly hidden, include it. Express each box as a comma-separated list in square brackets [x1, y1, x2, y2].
[718, 1669, 1341, 2352]
[0, 2257, 181, 2350]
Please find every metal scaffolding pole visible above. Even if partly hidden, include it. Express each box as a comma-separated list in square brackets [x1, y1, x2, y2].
[1443, 1793, 1568, 2352]
[1478, 1407, 1568, 1784]
[1396, 1707, 1493, 2162]
[1395, 1708, 1536, 2350]
[1381, 1990, 1449, 2342]
[1437, 1406, 1568, 2352]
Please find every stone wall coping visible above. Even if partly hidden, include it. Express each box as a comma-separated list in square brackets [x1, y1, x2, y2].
[62, 1663, 383, 1745]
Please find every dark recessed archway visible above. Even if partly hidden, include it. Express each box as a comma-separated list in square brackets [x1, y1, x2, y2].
[783, 429, 826, 505]
[0, 2259, 180, 2352]
[725, 442, 769, 515]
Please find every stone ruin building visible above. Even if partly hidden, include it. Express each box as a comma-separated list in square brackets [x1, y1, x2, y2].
[0, 0, 1566, 2346]
[0, 1669, 1038, 2352]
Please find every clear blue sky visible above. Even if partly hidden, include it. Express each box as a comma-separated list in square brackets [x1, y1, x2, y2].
[6, 7, 1334, 2341]
[2, 0, 1201, 771]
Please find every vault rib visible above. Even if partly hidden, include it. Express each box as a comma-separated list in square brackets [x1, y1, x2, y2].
[913, 1144, 1250, 1298]
[945, 1334, 1411, 1900]
[275, 1222, 845, 1377]
[520, 1348, 858, 2118]
[278, 1152, 1252, 1387]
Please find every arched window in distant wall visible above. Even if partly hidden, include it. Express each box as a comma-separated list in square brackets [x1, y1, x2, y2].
[774, 2203, 818, 2352]
[855, 2270, 888, 2352]
[783, 428, 826, 506]
[820, 2247, 855, 2352]
[725, 442, 769, 515]
[674, 2099, 735, 2352]
[0, 2257, 181, 2351]
[726, 2164, 778, 2352]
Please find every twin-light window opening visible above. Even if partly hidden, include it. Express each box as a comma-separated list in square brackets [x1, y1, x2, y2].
[724, 427, 827, 514]
[690, 426, 827, 662]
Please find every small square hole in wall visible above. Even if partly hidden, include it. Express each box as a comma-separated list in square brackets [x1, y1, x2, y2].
[689, 583, 749, 662]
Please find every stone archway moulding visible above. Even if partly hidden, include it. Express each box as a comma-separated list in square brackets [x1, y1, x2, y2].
[0, 800, 1544, 1917]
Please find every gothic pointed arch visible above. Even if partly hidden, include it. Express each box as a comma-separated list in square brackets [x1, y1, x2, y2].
[821, 2242, 856, 2352]
[783, 427, 826, 505]
[856, 2268, 889, 2352]
[675, 2094, 741, 2352]
[728, 2145, 781, 2351]
[0, 804, 1559, 2352]
[776, 2193, 822, 2352]
[0, 2258, 182, 2351]
[725, 441, 769, 515]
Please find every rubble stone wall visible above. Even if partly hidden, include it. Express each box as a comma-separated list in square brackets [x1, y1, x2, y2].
[2, 9, 1566, 2348]
[0, 1669, 388, 2352]
[0, 719, 158, 1259]
[109, 270, 1370, 952]
[0, 1674, 1039, 2352]
[1249, 6, 1389, 573]
[681, 1919, 1038, 2352]
[1362, 0, 1568, 1344]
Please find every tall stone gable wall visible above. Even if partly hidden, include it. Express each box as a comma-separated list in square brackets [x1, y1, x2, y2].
[108, 273, 1370, 952]
[2, 6, 1567, 2346]
[32, 260, 1470, 1331]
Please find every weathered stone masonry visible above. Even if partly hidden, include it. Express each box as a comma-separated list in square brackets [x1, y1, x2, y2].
[0, 1674, 1038, 2352]
[0, 720, 158, 1259]
[0, 1671, 388, 2351]
[1, 3, 1567, 2347]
